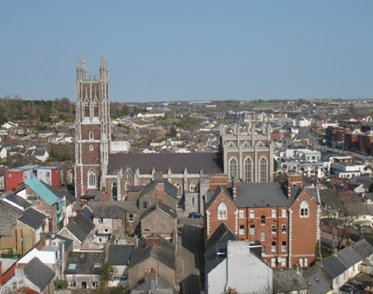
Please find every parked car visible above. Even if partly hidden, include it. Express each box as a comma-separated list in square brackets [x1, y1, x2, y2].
[189, 212, 203, 218]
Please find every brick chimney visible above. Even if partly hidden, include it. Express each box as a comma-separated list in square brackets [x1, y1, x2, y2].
[285, 172, 304, 199]
[232, 180, 237, 201]
[146, 236, 161, 248]
[156, 182, 164, 200]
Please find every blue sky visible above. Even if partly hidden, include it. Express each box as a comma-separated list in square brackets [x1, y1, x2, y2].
[0, 1, 372, 102]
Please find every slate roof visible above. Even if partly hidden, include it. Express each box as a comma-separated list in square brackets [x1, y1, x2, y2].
[18, 208, 47, 229]
[303, 269, 333, 294]
[5, 194, 32, 210]
[0, 200, 22, 236]
[338, 247, 362, 267]
[129, 237, 175, 270]
[206, 186, 232, 210]
[65, 252, 105, 275]
[273, 270, 309, 293]
[205, 222, 238, 273]
[108, 245, 134, 265]
[140, 180, 178, 199]
[25, 177, 61, 206]
[322, 255, 348, 279]
[64, 213, 94, 243]
[352, 238, 373, 259]
[108, 152, 223, 174]
[234, 182, 302, 208]
[93, 204, 126, 219]
[131, 276, 174, 294]
[141, 202, 177, 220]
[25, 257, 55, 291]
[87, 200, 138, 214]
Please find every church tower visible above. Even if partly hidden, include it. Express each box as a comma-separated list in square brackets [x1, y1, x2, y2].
[74, 57, 111, 199]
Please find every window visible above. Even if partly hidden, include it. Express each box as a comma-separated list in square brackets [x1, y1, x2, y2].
[46, 171, 50, 177]
[229, 157, 237, 179]
[84, 101, 89, 118]
[250, 225, 255, 235]
[89, 144, 94, 151]
[104, 229, 108, 232]
[305, 257, 308, 267]
[282, 241, 286, 251]
[299, 258, 303, 267]
[88, 169, 96, 188]
[112, 182, 117, 201]
[125, 181, 129, 191]
[89, 131, 94, 140]
[244, 157, 252, 182]
[271, 258, 276, 267]
[129, 214, 134, 222]
[81, 281, 87, 289]
[190, 182, 198, 192]
[239, 210, 245, 219]
[98, 218, 103, 224]
[94, 101, 99, 117]
[218, 202, 228, 220]
[282, 209, 287, 218]
[142, 201, 148, 210]
[242, 141, 250, 148]
[239, 225, 245, 235]
[260, 232, 266, 242]
[227, 142, 236, 149]
[300, 201, 310, 218]
[192, 197, 195, 206]
[272, 242, 276, 252]
[250, 210, 255, 218]
[271, 209, 276, 218]
[271, 225, 276, 234]
[282, 224, 287, 234]
[260, 157, 268, 182]
[92, 282, 99, 289]
[69, 281, 76, 288]
[261, 215, 266, 225]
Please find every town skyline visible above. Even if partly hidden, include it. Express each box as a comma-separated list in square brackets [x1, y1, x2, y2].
[1, 1, 373, 102]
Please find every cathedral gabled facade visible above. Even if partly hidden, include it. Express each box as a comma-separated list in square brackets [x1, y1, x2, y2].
[74, 59, 274, 213]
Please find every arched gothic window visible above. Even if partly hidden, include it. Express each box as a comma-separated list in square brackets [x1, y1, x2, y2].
[112, 182, 117, 201]
[88, 169, 96, 188]
[190, 182, 198, 192]
[244, 157, 252, 182]
[229, 157, 237, 179]
[282, 224, 287, 233]
[125, 181, 129, 191]
[84, 101, 90, 118]
[271, 224, 277, 234]
[217, 202, 228, 220]
[242, 141, 250, 148]
[260, 157, 268, 182]
[300, 201, 310, 218]
[89, 131, 94, 140]
[257, 141, 265, 147]
[94, 100, 99, 117]
[227, 142, 236, 149]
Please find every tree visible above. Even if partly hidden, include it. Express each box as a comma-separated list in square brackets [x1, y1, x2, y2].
[169, 126, 177, 137]
[99, 262, 116, 287]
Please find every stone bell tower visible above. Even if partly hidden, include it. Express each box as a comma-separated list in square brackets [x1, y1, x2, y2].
[74, 57, 111, 199]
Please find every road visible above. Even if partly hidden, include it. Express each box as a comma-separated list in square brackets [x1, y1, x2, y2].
[176, 219, 204, 294]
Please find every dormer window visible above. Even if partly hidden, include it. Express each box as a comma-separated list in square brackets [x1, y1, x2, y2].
[217, 202, 228, 220]
[300, 201, 310, 218]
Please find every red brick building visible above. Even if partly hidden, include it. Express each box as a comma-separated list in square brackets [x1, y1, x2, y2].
[205, 173, 319, 269]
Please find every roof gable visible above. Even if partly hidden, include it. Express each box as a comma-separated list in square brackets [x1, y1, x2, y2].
[25, 257, 55, 291]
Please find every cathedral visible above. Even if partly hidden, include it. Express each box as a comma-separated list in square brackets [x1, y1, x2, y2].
[74, 59, 274, 213]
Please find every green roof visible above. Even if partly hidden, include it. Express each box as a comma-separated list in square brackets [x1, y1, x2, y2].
[25, 177, 61, 207]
